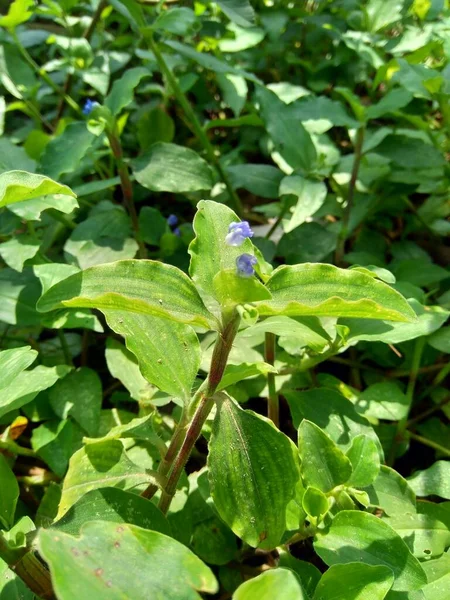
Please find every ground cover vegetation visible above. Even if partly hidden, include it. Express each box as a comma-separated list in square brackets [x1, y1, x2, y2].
[0, 0, 449, 598]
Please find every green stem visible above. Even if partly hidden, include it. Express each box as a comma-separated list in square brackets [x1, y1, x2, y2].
[147, 34, 243, 216]
[0, 439, 36, 457]
[406, 395, 450, 428]
[334, 126, 365, 266]
[264, 332, 279, 427]
[107, 129, 146, 258]
[408, 431, 450, 457]
[57, 330, 73, 367]
[265, 200, 290, 240]
[11, 30, 80, 115]
[157, 313, 241, 515]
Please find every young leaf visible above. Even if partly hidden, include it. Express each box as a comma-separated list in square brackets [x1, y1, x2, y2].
[217, 0, 255, 28]
[56, 440, 156, 519]
[233, 568, 308, 600]
[256, 264, 416, 322]
[407, 461, 450, 500]
[298, 420, 352, 493]
[313, 563, 394, 600]
[152, 7, 196, 36]
[0, 346, 37, 390]
[132, 143, 213, 193]
[36, 259, 217, 330]
[302, 487, 329, 522]
[364, 466, 416, 516]
[105, 67, 150, 116]
[0, 0, 34, 29]
[104, 312, 201, 404]
[314, 511, 427, 591]
[52, 488, 170, 537]
[346, 435, 381, 488]
[0, 170, 75, 208]
[0, 454, 19, 529]
[208, 394, 300, 549]
[38, 522, 218, 600]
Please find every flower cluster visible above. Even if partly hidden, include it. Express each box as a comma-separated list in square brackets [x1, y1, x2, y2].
[225, 221, 254, 247]
[82, 99, 99, 116]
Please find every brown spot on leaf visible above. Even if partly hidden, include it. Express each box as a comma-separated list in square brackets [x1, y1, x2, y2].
[259, 531, 268, 542]
[71, 547, 80, 557]
[94, 568, 103, 577]
[114, 541, 120, 549]
[116, 526, 125, 533]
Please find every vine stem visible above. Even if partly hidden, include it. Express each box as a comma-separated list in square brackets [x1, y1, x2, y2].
[0, 439, 36, 457]
[264, 332, 279, 427]
[408, 432, 450, 457]
[147, 34, 243, 216]
[107, 129, 146, 258]
[154, 312, 241, 514]
[334, 126, 365, 266]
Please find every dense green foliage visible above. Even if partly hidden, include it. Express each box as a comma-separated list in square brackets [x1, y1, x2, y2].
[0, 0, 449, 598]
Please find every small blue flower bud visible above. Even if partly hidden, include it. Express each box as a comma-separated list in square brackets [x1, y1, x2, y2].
[236, 253, 257, 277]
[167, 214, 178, 227]
[225, 221, 254, 246]
[82, 99, 98, 116]
[173, 227, 181, 237]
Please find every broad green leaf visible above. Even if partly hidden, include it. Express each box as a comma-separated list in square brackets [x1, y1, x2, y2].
[49, 368, 102, 437]
[0, 170, 75, 208]
[256, 86, 317, 173]
[56, 440, 156, 519]
[302, 487, 329, 522]
[315, 511, 427, 591]
[346, 435, 381, 488]
[216, 73, 248, 116]
[0, 558, 33, 600]
[132, 143, 213, 193]
[366, 89, 414, 120]
[105, 338, 152, 402]
[7, 193, 78, 221]
[420, 552, 450, 600]
[216, 362, 277, 391]
[280, 176, 327, 232]
[36, 259, 216, 330]
[38, 521, 218, 599]
[208, 394, 300, 549]
[278, 223, 337, 264]
[39, 122, 96, 180]
[0, 234, 40, 272]
[0, 364, 70, 419]
[355, 382, 410, 421]
[152, 7, 196, 35]
[31, 420, 74, 477]
[0, 268, 42, 326]
[137, 108, 175, 150]
[217, 0, 255, 28]
[84, 414, 162, 449]
[0, 0, 34, 29]
[213, 270, 272, 306]
[226, 164, 284, 199]
[364, 466, 416, 517]
[233, 568, 308, 600]
[278, 552, 321, 597]
[0, 454, 19, 529]
[291, 95, 359, 133]
[407, 461, 450, 500]
[105, 312, 201, 404]
[365, 0, 403, 32]
[105, 67, 150, 116]
[0, 346, 37, 390]
[313, 563, 394, 600]
[256, 264, 417, 322]
[298, 420, 352, 493]
[285, 389, 381, 455]
[428, 326, 450, 353]
[52, 488, 170, 536]
[109, 0, 145, 31]
[138, 206, 168, 244]
[189, 200, 257, 305]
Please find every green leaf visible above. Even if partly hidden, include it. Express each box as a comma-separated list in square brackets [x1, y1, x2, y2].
[39, 122, 96, 180]
[36, 259, 216, 330]
[0, 558, 33, 600]
[0, 454, 19, 529]
[49, 368, 102, 437]
[366, 89, 414, 120]
[104, 338, 152, 402]
[313, 563, 394, 600]
[189, 200, 257, 305]
[208, 394, 300, 549]
[213, 269, 272, 307]
[315, 511, 427, 591]
[298, 420, 352, 493]
[216, 73, 248, 116]
[216, 362, 277, 392]
[0, 346, 37, 390]
[0, 170, 75, 208]
[278, 551, 321, 597]
[0, 234, 40, 272]
[52, 488, 170, 536]
[285, 388, 381, 454]
[104, 313, 201, 403]
[226, 164, 284, 199]
[109, 0, 145, 31]
[56, 440, 156, 519]
[278, 223, 337, 264]
[0, 0, 34, 29]
[0, 364, 70, 419]
[407, 461, 450, 500]
[256, 86, 317, 172]
[365, 0, 403, 32]
[256, 264, 417, 321]
[428, 326, 450, 353]
[346, 435, 381, 488]
[132, 143, 213, 193]
[291, 95, 359, 132]
[364, 466, 416, 517]
[152, 7, 196, 35]
[31, 420, 75, 477]
[355, 382, 410, 421]
[233, 568, 308, 600]
[302, 487, 329, 522]
[38, 521, 218, 599]
[137, 108, 175, 150]
[217, 0, 256, 28]
[420, 552, 450, 600]
[280, 176, 327, 231]
[7, 193, 78, 221]
[105, 67, 150, 116]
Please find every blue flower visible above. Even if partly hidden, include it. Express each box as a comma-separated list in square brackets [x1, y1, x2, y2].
[82, 99, 98, 116]
[225, 221, 254, 246]
[236, 253, 257, 277]
[173, 227, 181, 237]
[167, 214, 178, 227]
